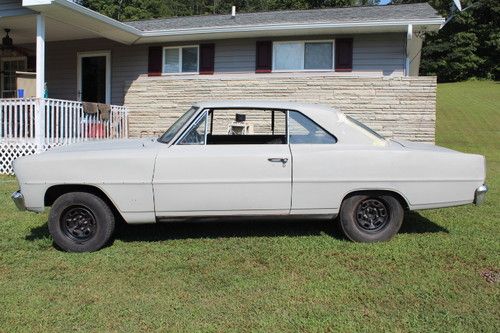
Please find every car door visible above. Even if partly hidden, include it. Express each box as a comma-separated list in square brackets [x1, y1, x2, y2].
[153, 109, 292, 217]
[288, 111, 339, 215]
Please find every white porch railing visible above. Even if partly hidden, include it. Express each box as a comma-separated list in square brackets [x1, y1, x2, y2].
[0, 98, 128, 174]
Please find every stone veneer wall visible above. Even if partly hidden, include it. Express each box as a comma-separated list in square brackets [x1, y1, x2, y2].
[124, 74, 436, 143]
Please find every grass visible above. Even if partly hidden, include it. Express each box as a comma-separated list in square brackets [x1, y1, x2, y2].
[0, 81, 499, 332]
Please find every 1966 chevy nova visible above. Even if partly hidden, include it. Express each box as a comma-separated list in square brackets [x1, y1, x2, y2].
[12, 101, 487, 252]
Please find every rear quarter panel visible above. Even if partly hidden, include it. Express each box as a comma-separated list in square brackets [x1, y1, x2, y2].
[290, 144, 485, 213]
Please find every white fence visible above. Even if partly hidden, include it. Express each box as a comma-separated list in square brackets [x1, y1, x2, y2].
[0, 98, 128, 174]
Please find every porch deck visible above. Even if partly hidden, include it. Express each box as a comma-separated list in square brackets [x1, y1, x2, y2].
[0, 98, 128, 174]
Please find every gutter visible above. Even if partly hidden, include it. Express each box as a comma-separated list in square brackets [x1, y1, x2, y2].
[138, 18, 445, 38]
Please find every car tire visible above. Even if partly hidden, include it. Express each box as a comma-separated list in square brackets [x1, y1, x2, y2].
[339, 193, 403, 242]
[48, 192, 115, 252]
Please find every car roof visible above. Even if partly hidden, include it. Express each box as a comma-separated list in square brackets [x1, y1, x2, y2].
[193, 100, 343, 121]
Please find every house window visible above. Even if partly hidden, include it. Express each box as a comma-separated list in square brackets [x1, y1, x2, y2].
[273, 41, 334, 71]
[163, 46, 199, 74]
[1, 57, 27, 98]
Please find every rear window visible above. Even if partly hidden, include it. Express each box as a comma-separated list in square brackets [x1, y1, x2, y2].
[289, 111, 336, 144]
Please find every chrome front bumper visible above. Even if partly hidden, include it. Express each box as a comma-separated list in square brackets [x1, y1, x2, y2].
[474, 185, 488, 205]
[11, 190, 26, 211]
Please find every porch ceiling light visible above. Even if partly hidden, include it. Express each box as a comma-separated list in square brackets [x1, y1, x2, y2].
[1, 29, 13, 49]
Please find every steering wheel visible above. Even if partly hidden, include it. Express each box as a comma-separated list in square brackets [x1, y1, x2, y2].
[183, 130, 203, 144]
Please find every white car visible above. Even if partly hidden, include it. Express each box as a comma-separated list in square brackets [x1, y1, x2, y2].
[12, 101, 487, 252]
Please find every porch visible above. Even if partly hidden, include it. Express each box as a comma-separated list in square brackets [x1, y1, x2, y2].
[0, 3, 132, 175]
[0, 97, 128, 174]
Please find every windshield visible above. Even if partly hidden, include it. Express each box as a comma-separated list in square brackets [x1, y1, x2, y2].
[158, 106, 199, 143]
[346, 115, 386, 141]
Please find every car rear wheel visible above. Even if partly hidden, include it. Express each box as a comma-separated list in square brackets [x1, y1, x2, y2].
[339, 193, 403, 242]
[48, 192, 115, 252]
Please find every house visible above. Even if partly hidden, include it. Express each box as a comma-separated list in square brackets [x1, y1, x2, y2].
[0, 0, 444, 173]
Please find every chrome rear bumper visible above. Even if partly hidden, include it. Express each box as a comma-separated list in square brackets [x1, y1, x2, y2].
[474, 185, 488, 205]
[11, 190, 26, 211]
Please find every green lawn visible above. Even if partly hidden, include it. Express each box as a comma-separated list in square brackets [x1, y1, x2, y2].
[0, 81, 499, 332]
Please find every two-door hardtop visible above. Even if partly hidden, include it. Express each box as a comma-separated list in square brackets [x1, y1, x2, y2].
[12, 101, 487, 251]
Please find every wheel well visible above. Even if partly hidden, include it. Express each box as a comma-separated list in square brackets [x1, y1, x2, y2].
[44, 185, 123, 221]
[342, 190, 409, 210]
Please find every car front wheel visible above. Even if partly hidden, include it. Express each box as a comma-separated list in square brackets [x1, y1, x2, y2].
[48, 192, 115, 252]
[339, 193, 404, 242]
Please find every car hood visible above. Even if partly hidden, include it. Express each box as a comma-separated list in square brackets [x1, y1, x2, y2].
[391, 139, 456, 153]
[42, 138, 159, 154]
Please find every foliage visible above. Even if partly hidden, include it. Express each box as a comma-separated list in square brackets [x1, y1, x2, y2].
[392, 0, 500, 82]
[0, 81, 499, 331]
[77, 0, 380, 21]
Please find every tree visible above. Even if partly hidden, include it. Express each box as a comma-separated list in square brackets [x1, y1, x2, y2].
[78, 0, 380, 21]
[392, 0, 500, 81]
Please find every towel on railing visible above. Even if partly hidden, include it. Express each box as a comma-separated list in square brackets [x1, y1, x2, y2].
[82, 102, 111, 121]
[97, 103, 111, 121]
[82, 102, 98, 114]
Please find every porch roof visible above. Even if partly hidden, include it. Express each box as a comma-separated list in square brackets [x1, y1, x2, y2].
[9, 1, 444, 45]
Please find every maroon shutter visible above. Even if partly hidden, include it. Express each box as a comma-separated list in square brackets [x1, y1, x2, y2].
[199, 43, 215, 75]
[335, 38, 353, 72]
[255, 41, 272, 73]
[148, 46, 162, 76]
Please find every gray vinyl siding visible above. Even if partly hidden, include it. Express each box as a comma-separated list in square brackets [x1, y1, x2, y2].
[353, 33, 406, 76]
[213, 34, 405, 75]
[0, 0, 34, 16]
[214, 39, 256, 73]
[35, 39, 148, 105]
[161, 33, 406, 75]
[21, 33, 406, 105]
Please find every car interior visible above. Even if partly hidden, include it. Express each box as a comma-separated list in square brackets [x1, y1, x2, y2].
[178, 107, 336, 145]
[206, 109, 287, 145]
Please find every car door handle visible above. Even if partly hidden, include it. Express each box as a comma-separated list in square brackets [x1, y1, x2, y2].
[268, 158, 288, 164]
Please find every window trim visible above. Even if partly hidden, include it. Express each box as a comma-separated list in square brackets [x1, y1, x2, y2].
[162, 45, 200, 75]
[272, 40, 335, 72]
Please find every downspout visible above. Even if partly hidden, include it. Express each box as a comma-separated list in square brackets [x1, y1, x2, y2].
[405, 23, 412, 77]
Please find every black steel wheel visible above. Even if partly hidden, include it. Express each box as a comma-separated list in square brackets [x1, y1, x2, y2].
[354, 198, 390, 232]
[60, 206, 98, 242]
[339, 193, 404, 242]
[49, 192, 115, 252]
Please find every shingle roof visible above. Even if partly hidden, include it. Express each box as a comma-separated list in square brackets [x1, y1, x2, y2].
[125, 3, 442, 32]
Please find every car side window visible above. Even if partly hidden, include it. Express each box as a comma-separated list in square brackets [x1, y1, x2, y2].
[178, 113, 206, 145]
[288, 111, 336, 144]
[206, 108, 287, 145]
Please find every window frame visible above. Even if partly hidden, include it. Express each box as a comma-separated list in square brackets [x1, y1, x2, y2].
[162, 45, 200, 75]
[174, 107, 337, 146]
[1, 56, 27, 98]
[272, 40, 335, 72]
